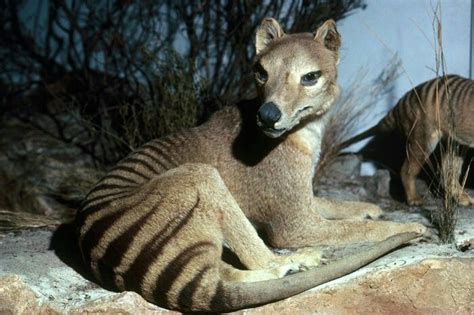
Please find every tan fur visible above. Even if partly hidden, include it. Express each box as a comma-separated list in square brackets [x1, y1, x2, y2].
[340, 75, 474, 206]
[76, 19, 426, 312]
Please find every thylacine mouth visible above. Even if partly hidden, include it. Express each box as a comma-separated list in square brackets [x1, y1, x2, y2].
[296, 105, 313, 115]
[263, 126, 285, 132]
[261, 126, 286, 138]
[256, 117, 286, 135]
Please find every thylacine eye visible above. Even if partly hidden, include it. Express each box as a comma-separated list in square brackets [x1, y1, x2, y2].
[301, 70, 322, 86]
[254, 63, 268, 84]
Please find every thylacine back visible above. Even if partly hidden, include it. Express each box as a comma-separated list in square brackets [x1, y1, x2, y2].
[339, 75, 474, 206]
[76, 18, 425, 312]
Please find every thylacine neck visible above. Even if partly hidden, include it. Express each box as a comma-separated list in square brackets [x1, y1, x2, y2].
[286, 113, 330, 165]
[232, 97, 331, 169]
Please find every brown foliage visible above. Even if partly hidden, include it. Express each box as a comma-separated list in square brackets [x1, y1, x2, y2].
[316, 56, 401, 180]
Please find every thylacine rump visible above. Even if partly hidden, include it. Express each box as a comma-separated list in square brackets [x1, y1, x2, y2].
[76, 18, 426, 312]
[339, 75, 474, 206]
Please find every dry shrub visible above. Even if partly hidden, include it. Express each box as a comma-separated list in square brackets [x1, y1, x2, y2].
[316, 55, 401, 179]
[118, 52, 203, 150]
[0, 1, 367, 219]
[435, 134, 463, 243]
[0, 118, 104, 220]
[0, 52, 203, 217]
[427, 4, 464, 243]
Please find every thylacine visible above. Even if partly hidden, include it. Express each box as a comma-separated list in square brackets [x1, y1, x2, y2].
[339, 75, 474, 206]
[76, 19, 426, 312]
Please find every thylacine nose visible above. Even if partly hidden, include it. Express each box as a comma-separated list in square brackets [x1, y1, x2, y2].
[257, 102, 282, 127]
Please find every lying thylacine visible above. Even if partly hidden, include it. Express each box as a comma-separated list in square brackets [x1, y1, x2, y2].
[75, 18, 426, 312]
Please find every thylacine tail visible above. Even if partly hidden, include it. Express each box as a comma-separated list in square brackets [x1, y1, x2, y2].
[205, 232, 419, 312]
[337, 123, 380, 152]
[337, 106, 399, 152]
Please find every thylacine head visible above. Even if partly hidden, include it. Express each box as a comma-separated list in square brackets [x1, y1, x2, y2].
[253, 18, 341, 138]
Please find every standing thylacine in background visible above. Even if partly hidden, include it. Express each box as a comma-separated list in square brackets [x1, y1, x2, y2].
[339, 75, 474, 206]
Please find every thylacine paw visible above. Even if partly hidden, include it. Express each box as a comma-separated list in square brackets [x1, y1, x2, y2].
[274, 247, 324, 271]
[273, 262, 303, 278]
[349, 202, 383, 220]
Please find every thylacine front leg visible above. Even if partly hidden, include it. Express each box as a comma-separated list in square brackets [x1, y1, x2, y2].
[313, 196, 383, 220]
[264, 207, 426, 248]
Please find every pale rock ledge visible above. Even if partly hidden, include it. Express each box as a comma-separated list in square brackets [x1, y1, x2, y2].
[0, 224, 473, 314]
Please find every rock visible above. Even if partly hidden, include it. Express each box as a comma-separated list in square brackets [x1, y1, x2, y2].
[0, 226, 473, 314]
[70, 291, 177, 314]
[239, 258, 474, 314]
[0, 276, 58, 314]
[375, 169, 391, 198]
[324, 154, 361, 180]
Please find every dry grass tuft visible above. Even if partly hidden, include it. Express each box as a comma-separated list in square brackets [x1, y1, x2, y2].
[428, 3, 462, 243]
[316, 56, 401, 180]
[435, 135, 463, 243]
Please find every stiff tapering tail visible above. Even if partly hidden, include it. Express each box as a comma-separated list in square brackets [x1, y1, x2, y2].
[213, 232, 419, 312]
[337, 124, 380, 152]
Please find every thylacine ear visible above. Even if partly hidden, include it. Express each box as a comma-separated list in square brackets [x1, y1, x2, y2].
[255, 18, 285, 55]
[314, 19, 341, 63]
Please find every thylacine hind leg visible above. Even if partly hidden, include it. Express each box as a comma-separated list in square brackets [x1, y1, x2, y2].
[314, 197, 383, 220]
[161, 163, 322, 279]
[401, 127, 441, 206]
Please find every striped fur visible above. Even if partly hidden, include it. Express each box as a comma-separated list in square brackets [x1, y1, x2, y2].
[340, 75, 474, 206]
[76, 19, 426, 312]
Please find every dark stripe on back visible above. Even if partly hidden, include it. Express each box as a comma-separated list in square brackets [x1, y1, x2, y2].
[141, 143, 177, 168]
[80, 209, 127, 268]
[123, 196, 201, 293]
[82, 189, 134, 210]
[455, 79, 472, 107]
[80, 192, 157, 265]
[446, 76, 464, 101]
[458, 80, 473, 104]
[121, 157, 159, 175]
[153, 241, 215, 307]
[110, 165, 151, 181]
[420, 78, 434, 104]
[112, 164, 150, 181]
[139, 150, 170, 171]
[87, 184, 134, 198]
[104, 174, 139, 185]
[76, 199, 112, 229]
[159, 135, 186, 161]
[177, 266, 212, 311]
[96, 199, 163, 289]
[210, 280, 228, 312]
[153, 139, 172, 149]
[437, 77, 449, 106]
